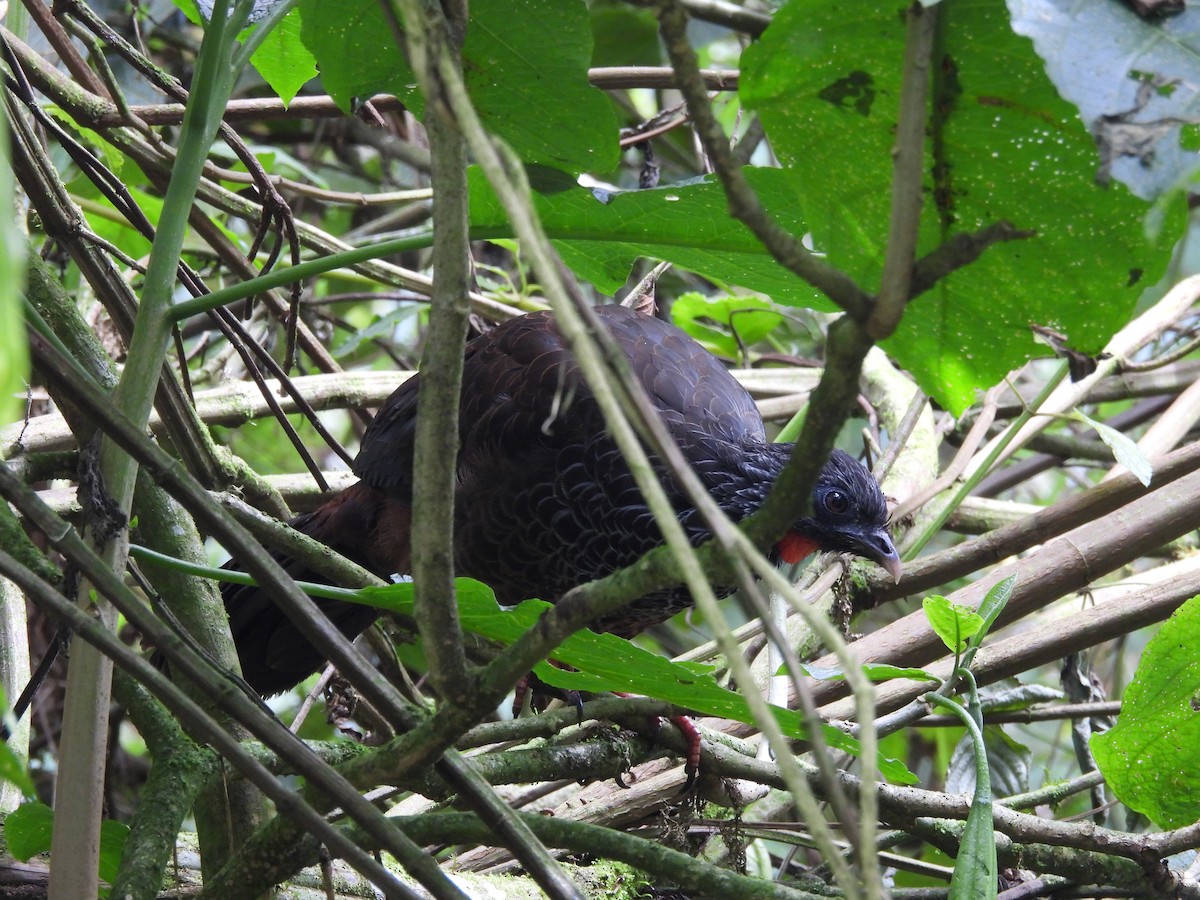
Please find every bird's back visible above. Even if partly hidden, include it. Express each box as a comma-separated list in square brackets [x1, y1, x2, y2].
[354, 306, 765, 493]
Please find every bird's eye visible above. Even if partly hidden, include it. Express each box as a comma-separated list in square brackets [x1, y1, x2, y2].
[823, 490, 849, 515]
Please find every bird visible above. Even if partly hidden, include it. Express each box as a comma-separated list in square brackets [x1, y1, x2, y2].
[222, 305, 901, 697]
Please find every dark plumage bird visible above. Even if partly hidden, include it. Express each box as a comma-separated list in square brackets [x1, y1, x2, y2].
[224, 305, 900, 696]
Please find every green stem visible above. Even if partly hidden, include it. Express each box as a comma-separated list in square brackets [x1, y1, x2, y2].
[128, 543, 368, 603]
[167, 233, 434, 322]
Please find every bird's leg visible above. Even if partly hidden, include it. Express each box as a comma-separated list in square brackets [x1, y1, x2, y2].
[672, 715, 703, 791]
[615, 692, 702, 792]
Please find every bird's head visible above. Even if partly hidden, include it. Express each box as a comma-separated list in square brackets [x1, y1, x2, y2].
[775, 449, 902, 582]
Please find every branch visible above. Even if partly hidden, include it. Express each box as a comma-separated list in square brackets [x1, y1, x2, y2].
[908, 221, 1035, 299]
[653, 0, 874, 321]
[387, 0, 472, 704]
[869, 3, 936, 341]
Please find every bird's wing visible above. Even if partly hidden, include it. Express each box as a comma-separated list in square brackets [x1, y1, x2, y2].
[598, 305, 767, 448]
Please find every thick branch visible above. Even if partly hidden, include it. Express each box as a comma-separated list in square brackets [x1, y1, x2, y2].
[653, 0, 874, 320]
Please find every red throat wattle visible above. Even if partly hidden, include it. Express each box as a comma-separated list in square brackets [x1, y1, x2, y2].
[777, 530, 819, 565]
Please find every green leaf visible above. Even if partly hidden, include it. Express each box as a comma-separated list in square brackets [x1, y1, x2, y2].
[247, 7, 317, 105]
[969, 576, 1014, 652]
[589, 5, 661, 69]
[1092, 594, 1200, 828]
[468, 0, 617, 173]
[801, 663, 941, 684]
[1073, 410, 1154, 486]
[331, 304, 421, 359]
[923, 596, 984, 654]
[5, 801, 128, 892]
[97, 819, 130, 889]
[70, 168, 162, 262]
[670, 293, 784, 359]
[0, 98, 27, 427]
[974, 678, 1062, 714]
[296, 0, 412, 112]
[5, 801, 52, 861]
[928, 696, 998, 899]
[469, 167, 824, 306]
[360, 579, 919, 784]
[297, 0, 617, 173]
[948, 725, 1031, 800]
[740, 0, 1174, 414]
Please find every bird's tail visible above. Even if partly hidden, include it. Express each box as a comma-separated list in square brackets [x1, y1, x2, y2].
[221, 481, 410, 696]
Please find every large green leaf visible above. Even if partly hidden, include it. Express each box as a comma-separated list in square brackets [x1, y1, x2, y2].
[469, 166, 825, 306]
[1092, 594, 1200, 828]
[297, 0, 617, 173]
[248, 6, 317, 105]
[589, 4, 661, 69]
[740, 0, 1175, 413]
[171, 1, 316, 104]
[296, 0, 406, 112]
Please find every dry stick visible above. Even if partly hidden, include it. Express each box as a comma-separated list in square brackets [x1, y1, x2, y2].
[916, 700, 1121, 728]
[873, 386, 929, 482]
[629, 0, 772, 35]
[82, 66, 741, 127]
[890, 385, 1001, 529]
[2, 371, 416, 454]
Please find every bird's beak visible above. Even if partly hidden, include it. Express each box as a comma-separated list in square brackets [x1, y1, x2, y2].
[847, 526, 902, 583]
[878, 547, 903, 584]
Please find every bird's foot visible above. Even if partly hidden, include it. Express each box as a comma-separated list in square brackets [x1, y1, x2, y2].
[615, 692, 702, 791]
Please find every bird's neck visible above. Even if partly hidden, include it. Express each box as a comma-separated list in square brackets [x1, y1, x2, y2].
[699, 438, 793, 519]
[698, 439, 822, 565]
